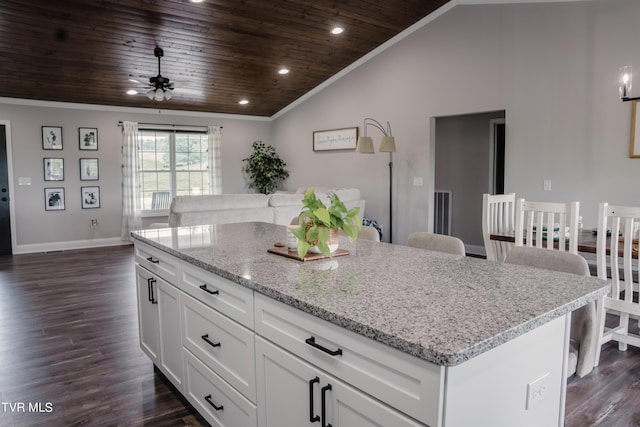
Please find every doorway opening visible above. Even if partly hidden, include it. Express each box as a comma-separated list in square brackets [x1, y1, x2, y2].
[431, 110, 506, 256]
[0, 122, 14, 255]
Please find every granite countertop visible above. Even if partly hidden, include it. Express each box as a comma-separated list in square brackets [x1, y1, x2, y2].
[132, 222, 609, 367]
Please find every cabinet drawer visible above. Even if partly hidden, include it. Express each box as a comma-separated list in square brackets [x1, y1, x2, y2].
[184, 349, 257, 427]
[180, 261, 254, 328]
[182, 293, 256, 402]
[254, 293, 443, 427]
[135, 242, 179, 284]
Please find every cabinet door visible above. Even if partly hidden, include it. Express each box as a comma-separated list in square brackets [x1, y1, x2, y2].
[157, 278, 183, 392]
[255, 337, 321, 427]
[256, 336, 424, 427]
[135, 265, 159, 364]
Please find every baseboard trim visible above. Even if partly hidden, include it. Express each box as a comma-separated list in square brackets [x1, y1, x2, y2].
[13, 237, 131, 255]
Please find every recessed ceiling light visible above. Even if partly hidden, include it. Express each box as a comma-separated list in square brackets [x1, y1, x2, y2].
[239, 99, 249, 105]
[331, 27, 344, 35]
[190, 0, 204, 3]
[126, 89, 138, 95]
[128, 78, 140, 84]
[278, 68, 289, 75]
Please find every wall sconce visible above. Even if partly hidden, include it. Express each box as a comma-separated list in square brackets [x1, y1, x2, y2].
[620, 66, 640, 101]
[356, 118, 397, 243]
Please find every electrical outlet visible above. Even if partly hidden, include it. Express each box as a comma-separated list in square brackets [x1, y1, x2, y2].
[90, 219, 98, 229]
[526, 373, 550, 409]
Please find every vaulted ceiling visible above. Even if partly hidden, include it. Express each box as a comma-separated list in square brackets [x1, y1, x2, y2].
[0, 0, 450, 117]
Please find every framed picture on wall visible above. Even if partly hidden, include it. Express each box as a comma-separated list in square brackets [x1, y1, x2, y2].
[43, 158, 64, 181]
[42, 126, 63, 150]
[44, 187, 65, 211]
[312, 127, 358, 151]
[79, 127, 98, 150]
[80, 158, 99, 180]
[81, 186, 100, 209]
[630, 100, 640, 158]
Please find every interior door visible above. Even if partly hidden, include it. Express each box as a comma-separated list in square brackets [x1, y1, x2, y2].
[0, 125, 11, 255]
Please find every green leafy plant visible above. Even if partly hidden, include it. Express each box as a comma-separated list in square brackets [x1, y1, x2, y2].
[291, 188, 361, 258]
[242, 141, 290, 194]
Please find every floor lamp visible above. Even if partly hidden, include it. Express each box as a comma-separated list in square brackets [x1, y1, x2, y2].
[356, 118, 397, 243]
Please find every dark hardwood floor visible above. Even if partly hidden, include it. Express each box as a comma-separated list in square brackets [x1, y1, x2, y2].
[0, 245, 207, 427]
[0, 245, 638, 426]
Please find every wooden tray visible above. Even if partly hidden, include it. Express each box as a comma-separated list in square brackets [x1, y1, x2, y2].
[268, 244, 350, 262]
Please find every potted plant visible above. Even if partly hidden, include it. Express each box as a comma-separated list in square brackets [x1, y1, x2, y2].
[291, 188, 361, 259]
[242, 141, 290, 194]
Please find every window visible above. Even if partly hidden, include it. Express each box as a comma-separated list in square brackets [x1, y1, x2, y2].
[138, 130, 210, 211]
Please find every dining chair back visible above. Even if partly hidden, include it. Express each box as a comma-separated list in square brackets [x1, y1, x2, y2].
[505, 246, 595, 377]
[515, 199, 580, 253]
[594, 202, 640, 366]
[407, 232, 465, 256]
[358, 225, 381, 242]
[482, 193, 516, 262]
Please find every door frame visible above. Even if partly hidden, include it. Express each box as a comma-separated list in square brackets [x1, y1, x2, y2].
[0, 120, 16, 254]
[488, 118, 505, 194]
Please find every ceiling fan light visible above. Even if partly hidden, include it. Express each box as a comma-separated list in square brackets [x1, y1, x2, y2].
[164, 90, 173, 100]
[154, 88, 164, 101]
[146, 89, 155, 100]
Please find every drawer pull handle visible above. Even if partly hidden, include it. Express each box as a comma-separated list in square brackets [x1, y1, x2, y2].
[146, 256, 160, 264]
[309, 376, 320, 423]
[305, 336, 342, 356]
[199, 284, 219, 295]
[204, 394, 223, 411]
[321, 383, 332, 427]
[201, 334, 221, 348]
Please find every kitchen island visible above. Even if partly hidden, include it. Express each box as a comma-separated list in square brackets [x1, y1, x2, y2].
[132, 222, 608, 427]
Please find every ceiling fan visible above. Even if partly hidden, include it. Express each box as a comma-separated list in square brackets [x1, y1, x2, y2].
[146, 47, 174, 101]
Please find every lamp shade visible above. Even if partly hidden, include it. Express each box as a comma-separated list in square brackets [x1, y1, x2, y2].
[379, 136, 396, 153]
[356, 136, 375, 153]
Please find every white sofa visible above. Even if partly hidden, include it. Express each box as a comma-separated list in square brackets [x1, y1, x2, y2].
[167, 187, 366, 228]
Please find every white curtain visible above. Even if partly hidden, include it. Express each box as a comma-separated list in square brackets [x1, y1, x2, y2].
[208, 125, 223, 195]
[121, 121, 141, 240]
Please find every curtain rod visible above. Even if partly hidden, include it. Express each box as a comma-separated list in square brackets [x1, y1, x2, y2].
[117, 121, 222, 130]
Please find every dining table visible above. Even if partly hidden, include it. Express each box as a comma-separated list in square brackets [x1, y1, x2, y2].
[490, 228, 638, 280]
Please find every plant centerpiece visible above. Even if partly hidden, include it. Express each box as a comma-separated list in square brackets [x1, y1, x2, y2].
[242, 141, 290, 194]
[291, 188, 361, 259]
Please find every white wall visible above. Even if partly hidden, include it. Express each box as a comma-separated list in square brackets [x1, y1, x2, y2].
[271, 0, 640, 245]
[0, 100, 270, 253]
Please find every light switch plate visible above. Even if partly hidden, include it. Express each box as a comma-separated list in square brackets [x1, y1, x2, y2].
[18, 177, 31, 186]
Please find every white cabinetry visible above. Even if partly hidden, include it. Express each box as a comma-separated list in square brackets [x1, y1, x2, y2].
[254, 293, 442, 426]
[255, 336, 422, 427]
[135, 263, 184, 391]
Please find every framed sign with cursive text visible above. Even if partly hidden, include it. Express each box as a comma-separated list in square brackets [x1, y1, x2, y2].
[312, 127, 358, 151]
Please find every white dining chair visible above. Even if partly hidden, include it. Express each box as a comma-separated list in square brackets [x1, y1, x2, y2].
[515, 199, 580, 253]
[482, 193, 516, 262]
[358, 225, 381, 242]
[594, 203, 640, 367]
[505, 246, 596, 377]
[407, 232, 465, 256]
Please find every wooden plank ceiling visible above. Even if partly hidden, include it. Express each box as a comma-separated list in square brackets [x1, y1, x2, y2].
[0, 0, 450, 117]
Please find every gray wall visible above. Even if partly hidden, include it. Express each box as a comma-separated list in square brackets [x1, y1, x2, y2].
[435, 111, 505, 250]
[1, 101, 270, 253]
[271, 0, 640, 245]
[4, 0, 640, 252]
